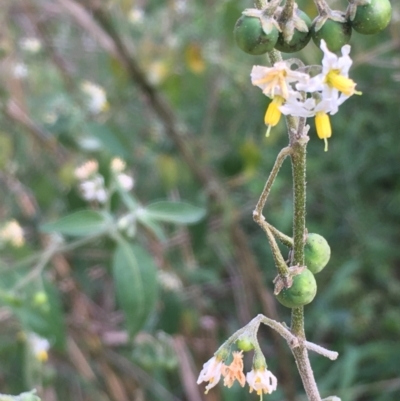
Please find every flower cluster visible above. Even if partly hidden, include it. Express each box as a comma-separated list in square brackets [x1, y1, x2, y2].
[197, 351, 277, 398]
[75, 158, 134, 204]
[75, 160, 108, 203]
[251, 40, 360, 151]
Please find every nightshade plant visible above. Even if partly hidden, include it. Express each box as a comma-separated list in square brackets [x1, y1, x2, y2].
[197, 0, 392, 400]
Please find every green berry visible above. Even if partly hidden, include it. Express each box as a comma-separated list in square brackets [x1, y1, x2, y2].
[304, 233, 331, 274]
[352, 0, 391, 35]
[275, 9, 312, 53]
[234, 15, 279, 55]
[236, 337, 254, 352]
[276, 269, 317, 308]
[311, 18, 352, 52]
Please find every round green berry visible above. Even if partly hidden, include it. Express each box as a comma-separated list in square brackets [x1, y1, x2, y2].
[351, 0, 391, 35]
[304, 233, 331, 274]
[275, 9, 312, 53]
[276, 269, 317, 308]
[234, 15, 279, 55]
[236, 337, 254, 352]
[311, 18, 352, 52]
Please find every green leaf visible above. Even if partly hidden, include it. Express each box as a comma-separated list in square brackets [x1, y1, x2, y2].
[144, 201, 206, 224]
[112, 240, 158, 337]
[84, 123, 130, 158]
[40, 210, 111, 237]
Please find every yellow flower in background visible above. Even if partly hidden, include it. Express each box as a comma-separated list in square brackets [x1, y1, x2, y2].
[185, 43, 205, 74]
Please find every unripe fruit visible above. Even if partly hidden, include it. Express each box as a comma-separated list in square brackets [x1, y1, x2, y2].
[234, 15, 279, 55]
[276, 269, 317, 308]
[275, 9, 312, 53]
[236, 337, 254, 352]
[311, 18, 352, 52]
[304, 233, 331, 274]
[351, 0, 391, 35]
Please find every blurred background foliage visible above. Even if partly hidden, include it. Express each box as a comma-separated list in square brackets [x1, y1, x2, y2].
[0, 0, 399, 400]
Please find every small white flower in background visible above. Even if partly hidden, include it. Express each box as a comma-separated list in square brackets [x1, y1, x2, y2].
[0, 220, 24, 247]
[27, 333, 50, 363]
[117, 173, 134, 191]
[128, 7, 144, 24]
[74, 160, 99, 180]
[19, 37, 42, 53]
[197, 355, 224, 394]
[158, 270, 183, 291]
[110, 157, 126, 173]
[110, 158, 134, 191]
[79, 176, 108, 203]
[12, 62, 28, 79]
[246, 367, 278, 396]
[81, 81, 109, 113]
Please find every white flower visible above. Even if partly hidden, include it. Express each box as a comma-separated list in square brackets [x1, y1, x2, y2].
[251, 61, 309, 100]
[197, 356, 224, 394]
[12, 63, 28, 79]
[20, 37, 42, 53]
[79, 176, 108, 203]
[0, 220, 24, 247]
[28, 333, 50, 362]
[280, 94, 347, 151]
[117, 173, 134, 191]
[296, 39, 359, 99]
[128, 8, 144, 24]
[75, 160, 99, 180]
[246, 368, 277, 396]
[81, 81, 109, 113]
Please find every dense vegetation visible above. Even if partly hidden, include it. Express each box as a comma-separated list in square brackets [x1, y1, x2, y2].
[0, 0, 399, 400]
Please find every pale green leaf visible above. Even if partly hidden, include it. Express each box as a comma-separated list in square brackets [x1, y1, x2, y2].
[112, 240, 158, 337]
[144, 201, 206, 224]
[40, 210, 111, 237]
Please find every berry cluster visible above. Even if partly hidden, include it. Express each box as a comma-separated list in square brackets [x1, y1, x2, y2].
[276, 233, 331, 308]
[234, 0, 392, 55]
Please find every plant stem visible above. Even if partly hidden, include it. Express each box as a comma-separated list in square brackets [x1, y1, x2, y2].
[290, 132, 321, 401]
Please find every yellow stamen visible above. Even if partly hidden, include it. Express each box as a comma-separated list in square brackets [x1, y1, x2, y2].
[315, 112, 331, 152]
[36, 350, 48, 363]
[264, 96, 284, 136]
[325, 70, 359, 96]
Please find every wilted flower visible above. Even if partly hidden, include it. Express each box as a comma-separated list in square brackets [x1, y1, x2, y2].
[221, 351, 246, 388]
[246, 367, 278, 397]
[197, 356, 224, 394]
